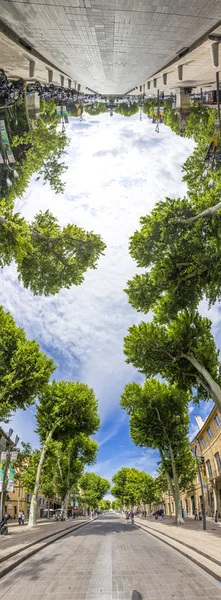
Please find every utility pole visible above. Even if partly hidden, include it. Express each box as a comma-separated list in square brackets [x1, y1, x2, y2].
[216, 71, 220, 131]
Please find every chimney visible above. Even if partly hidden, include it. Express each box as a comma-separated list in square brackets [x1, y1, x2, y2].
[195, 414, 205, 430]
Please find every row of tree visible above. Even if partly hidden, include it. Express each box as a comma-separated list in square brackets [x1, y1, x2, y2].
[0, 305, 110, 525]
[116, 102, 221, 523]
[0, 99, 106, 296]
[111, 467, 162, 509]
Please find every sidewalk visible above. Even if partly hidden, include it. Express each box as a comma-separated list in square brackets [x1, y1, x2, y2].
[134, 515, 221, 580]
[0, 516, 89, 561]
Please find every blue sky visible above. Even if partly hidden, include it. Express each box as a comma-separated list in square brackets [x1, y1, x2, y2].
[1, 110, 220, 499]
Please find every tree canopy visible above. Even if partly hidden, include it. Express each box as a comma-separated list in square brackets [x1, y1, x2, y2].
[124, 311, 221, 411]
[79, 472, 110, 509]
[120, 379, 196, 521]
[0, 306, 55, 422]
[28, 380, 100, 526]
[0, 209, 106, 295]
[12, 100, 68, 194]
[125, 195, 221, 320]
[114, 102, 139, 117]
[99, 499, 111, 511]
[84, 103, 107, 116]
[111, 467, 159, 508]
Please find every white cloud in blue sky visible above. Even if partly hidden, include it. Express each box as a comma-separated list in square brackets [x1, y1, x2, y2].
[1, 111, 221, 493]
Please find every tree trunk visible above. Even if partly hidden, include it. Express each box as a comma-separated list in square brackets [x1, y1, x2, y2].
[64, 492, 69, 518]
[181, 352, 221, 412]
[60, 497, 65, 520]
[165, 469, 175, 500]
[169, 444, 183, 525]
[175, 201, 221, 225]
[28, 428, 55, 527]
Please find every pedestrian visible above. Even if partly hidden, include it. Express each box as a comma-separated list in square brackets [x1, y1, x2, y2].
[21, 511, 25, 525]
[194, 508, 198, 520]
[125, 511, 129, 524]
[73, 511, 76, 519]
[130, 510, 135, 526]
[18, 510, 22, 525]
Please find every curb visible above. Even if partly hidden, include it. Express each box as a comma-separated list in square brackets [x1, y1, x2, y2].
[0, 519, 90, 565]
[135, 519, 221, 569]
[135, 520, 221, 582]
[0, 518, 96, 579]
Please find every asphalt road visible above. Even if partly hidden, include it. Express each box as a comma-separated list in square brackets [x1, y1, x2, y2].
[0, 514, 221, 600]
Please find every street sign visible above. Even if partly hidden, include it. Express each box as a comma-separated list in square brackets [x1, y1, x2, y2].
[6, 466, 15, 492]
[1, 451, 7, 460]
[11, 452, 18, 461]
[0, 468, 4, 492]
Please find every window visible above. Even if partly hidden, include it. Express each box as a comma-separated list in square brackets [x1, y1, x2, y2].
[215, 414, 221, 427]
[201, 436, 206, 448]
[206, 459, 212, 476]
[207, 427, 213, 439]
[215, 452, 221, 472]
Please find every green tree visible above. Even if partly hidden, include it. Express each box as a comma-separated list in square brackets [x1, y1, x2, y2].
[0, 210, 106, 295]
[114, 102, 138, 117]
[124, 311, 221, 412]
[53, 435, 98, 518]
[12, 99, 69, 194]
[125, 196, 221, 320]
[184, 103, 217, 143]
[142, 99, 156, 117]
[111, 499, 122, 510]
[28, 380, 100, 527]
[99, 499, 111, 511]
[163, 107, 180, 134]
[120, 379, 195, 523]
[111, 467, 158, 509]
[85, 103, 107, 116]
[79, 472, 110, 512]
[0, 306, 55, 422]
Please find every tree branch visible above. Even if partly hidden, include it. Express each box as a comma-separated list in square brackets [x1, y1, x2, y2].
[174, 201, 221, 224]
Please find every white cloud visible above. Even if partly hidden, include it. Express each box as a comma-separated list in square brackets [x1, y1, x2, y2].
[1, 113, 195, 431]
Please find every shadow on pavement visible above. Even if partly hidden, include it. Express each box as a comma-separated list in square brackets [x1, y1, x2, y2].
[71, 517, 137, 537]
[132, 592, 142, 599]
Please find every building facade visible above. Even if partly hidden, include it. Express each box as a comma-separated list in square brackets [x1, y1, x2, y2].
[153, 406, 221, 518]
[4, 482, 62, 520]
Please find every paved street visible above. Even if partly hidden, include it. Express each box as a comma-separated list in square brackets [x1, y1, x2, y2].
[1, 514, 221, 599]
[0, 1, 221, 93]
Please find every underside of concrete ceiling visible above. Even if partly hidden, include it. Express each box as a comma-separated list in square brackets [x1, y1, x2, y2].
[0, 0, 221, 94]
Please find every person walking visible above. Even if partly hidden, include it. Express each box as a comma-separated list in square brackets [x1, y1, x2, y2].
[125, 511, 130, 524]
[21, 511, 25, 525]
[18, 511, 22, 525]
[130, 510, 135, 526]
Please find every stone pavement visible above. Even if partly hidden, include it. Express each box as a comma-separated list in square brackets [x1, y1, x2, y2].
[1, 514, 221, 599]
[0, 1, 221, 94]
[0, 517, 89, 562]
[134, 515, 221, 564]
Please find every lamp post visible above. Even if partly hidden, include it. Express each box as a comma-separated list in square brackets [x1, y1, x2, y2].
[155, 89, 160, 133]
[192, 443, 206, 531]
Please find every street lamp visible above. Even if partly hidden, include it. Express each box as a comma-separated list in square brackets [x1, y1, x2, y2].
[191, 443, 206, 531]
